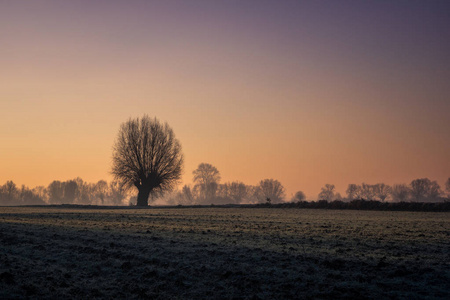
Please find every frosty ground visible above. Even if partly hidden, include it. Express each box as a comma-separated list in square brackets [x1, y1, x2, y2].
[0, 207, 449, 299]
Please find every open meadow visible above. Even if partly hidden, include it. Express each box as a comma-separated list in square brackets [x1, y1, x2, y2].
[1, 207, 449, 299]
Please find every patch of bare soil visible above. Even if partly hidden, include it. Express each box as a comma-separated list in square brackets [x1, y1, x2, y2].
[0, 207, 449, 299]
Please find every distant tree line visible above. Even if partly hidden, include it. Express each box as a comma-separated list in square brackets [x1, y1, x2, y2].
[317, 178, 450, 203]
[107, 116, 450, 206]
[0, 178, 130, 206]
[164, 163, 286, 205]
[1, 173, 448, 206]
[163, 164, 449, 205]
[4, 114, 448, 207]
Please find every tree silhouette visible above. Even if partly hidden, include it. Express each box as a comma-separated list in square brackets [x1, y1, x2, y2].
[48, 180, 64, 204]
[346, 184, 361, 200]
[410, 178, 441, 202]
[318, 184, 335, 201]
[256, 179, 285, 203]
[292, 191, 306, 202]
[181, 185, 195, 204]
[4, 181, 18, 200]
[112, 116, 183, 206]
[108, 180, 128, 205]
[63, 180, 78, 204]
[227, 181, 248, 204]
[361, 183, 376, 200]
[391, 184, 410, 202]
[95, 180, 108, 205]
[193, 163, 221, 202]
[373, 183, 391, 202]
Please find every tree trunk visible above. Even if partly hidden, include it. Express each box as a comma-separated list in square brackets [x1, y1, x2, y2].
[136, 186, 151, 206]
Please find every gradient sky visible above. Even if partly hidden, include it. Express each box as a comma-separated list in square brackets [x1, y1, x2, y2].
[1, 1, 449, 200]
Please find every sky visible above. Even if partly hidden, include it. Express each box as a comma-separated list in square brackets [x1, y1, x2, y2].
[1, 0, 449, 200]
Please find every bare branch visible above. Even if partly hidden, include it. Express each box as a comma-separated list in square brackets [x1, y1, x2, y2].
[111, 116, 183, 206]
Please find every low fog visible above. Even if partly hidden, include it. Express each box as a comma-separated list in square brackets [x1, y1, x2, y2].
[1, 170, 449, 206]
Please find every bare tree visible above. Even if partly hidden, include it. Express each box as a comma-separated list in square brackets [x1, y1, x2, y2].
[74, 177, 89, 204]
[410, 178, 441, 202]
[4, 181, 19, 202]
[95, 180, 108, 205]
[255, 179, 285, 203]
[1, 181, 47, 206]
[227, 181, 248, 204]
[373, 183, 391, 202]
[391, 184, 410, 202]
[181, 185, 195, 204]
[63, 180, 78, 204]
[32, 186, 48, 203]
[410, 178, 429, 201]
[318, 184, 335, 201]
[193, 163, 221, 202]
[428, 180, 441, 200]
[112, 116, 183, 206]
[108, 180, 128, 205]
[18, 185, 45, 205]
[217, 183, 228, 199]
[292, 191, 306, 202]
[361, 183, 376, 200]
[346, 184, 361, 200]
[47, 181, 64, 204]
[165, 185, 196, 205]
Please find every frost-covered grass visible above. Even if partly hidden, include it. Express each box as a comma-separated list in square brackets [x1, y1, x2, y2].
[0, 207, 449, 299]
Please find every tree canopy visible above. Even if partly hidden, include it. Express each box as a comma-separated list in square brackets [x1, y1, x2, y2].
[112, 116, 183, 206]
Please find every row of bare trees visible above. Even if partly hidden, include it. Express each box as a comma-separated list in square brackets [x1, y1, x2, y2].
[2, 176, 448, 206]
[164, 163, 286, 205]
[0, 181, 46, 206]
[109, 116, 449, 206]
[317, 178, 450, 202]
[0, 168, 286, 206]
[110, 116, 290, 206]
[0, 178, 130, 206]
[4, 116, 448, 206]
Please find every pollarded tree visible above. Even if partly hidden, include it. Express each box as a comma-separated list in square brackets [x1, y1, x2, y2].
[112, 116, 183, 206]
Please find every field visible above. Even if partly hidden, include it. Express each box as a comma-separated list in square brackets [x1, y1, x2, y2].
[1, 207, 449, 299]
